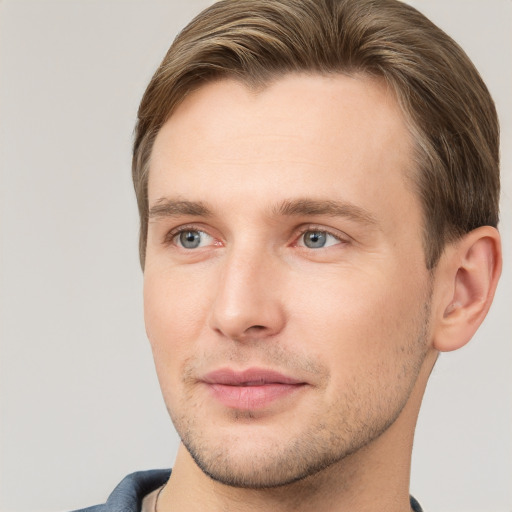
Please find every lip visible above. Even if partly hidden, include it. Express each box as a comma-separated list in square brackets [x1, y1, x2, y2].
[201, 368, 307, 410]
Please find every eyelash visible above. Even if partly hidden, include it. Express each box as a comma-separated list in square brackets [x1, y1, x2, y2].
[163, 224, 348, 249]
[164, 224, 214, 246]
[295, 226, 348, 249]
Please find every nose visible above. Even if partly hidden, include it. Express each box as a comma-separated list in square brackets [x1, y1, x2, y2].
[208, 246, 287, 342]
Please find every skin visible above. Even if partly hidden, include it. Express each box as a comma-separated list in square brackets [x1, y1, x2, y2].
[143, 74, 501, 511]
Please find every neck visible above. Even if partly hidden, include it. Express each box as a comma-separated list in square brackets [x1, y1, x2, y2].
[159, 351, 437, 512]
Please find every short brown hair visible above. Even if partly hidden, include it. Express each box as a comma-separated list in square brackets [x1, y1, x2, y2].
[133, 0, 500, 269]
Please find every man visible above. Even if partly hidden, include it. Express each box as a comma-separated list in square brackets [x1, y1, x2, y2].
[76, 0, 502, 510]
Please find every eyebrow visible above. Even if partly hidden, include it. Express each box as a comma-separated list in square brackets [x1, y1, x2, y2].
[272, 198, 378, 227]
[148, 199, 213, 219]
[148, 197, 378, 227]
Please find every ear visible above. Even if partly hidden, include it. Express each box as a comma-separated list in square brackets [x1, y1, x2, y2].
[432, 226, 502, 352]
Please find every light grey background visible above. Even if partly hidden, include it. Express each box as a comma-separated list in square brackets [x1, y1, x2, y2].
[0, 1, 510, 511]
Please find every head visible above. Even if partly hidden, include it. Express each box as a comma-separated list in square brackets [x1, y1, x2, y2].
[134, 0, 501, 492]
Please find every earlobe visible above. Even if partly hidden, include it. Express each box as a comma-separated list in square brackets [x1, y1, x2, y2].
[433, 226, 502, 352]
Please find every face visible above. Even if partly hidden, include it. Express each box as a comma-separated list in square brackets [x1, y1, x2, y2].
[144, 74, 433, 488]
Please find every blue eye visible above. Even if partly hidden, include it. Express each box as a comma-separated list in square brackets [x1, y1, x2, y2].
[301, 230, 339, 249]
[179, 230, 201, 249]
[175, 230, 213, 249]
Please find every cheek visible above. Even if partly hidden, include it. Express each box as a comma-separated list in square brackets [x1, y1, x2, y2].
[289, 272, 430, 426]
[287, 264, 428, 372]
[143, 268, 212, 380]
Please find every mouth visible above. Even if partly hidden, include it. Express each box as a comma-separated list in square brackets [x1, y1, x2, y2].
[201, 367, 308, 410]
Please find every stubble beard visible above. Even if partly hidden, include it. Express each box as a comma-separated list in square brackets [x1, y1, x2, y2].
[166, 298, 432, 490]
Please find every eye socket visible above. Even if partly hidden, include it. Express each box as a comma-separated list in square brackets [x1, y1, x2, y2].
[298, 230, 341, 249]
[174, 229, 214, 249]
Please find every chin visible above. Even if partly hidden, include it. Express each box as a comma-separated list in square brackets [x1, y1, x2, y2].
[175, 413, 390, 490]
[184, 439, 340, 489]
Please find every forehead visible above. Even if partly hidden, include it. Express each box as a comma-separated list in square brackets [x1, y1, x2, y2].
[148, 73, 419, 232]
[152, 73, 411, 162]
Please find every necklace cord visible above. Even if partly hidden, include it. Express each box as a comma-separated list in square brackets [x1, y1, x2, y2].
[154, 484, 165, 512]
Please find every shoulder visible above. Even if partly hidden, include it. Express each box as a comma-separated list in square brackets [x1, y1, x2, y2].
[410, 495, 424, 512]
[71, 469, 171, 512]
